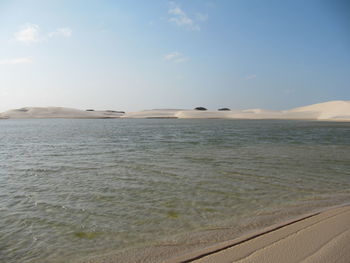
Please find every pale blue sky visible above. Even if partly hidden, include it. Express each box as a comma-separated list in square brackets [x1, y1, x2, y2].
[0, 0, 349, 111]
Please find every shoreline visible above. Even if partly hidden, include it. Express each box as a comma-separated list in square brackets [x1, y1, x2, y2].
[165, 203, 350, 263]
[79, 198, 350, 263]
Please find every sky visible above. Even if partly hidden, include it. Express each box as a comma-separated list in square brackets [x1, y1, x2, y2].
[0, 0, 349, 112]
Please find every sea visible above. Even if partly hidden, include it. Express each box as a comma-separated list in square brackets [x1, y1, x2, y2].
[1, 119, 349, 263]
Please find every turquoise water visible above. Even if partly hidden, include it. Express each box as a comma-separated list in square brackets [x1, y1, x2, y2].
[0, 119, 349, 263]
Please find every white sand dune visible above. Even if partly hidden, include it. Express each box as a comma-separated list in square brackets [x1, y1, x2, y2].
[1, 101, 349, 121]
[122, 100, 350, 121]
[288, 100, 350, 121]
[0, 107, 124, 119]
[172, 109, 318, 120]
[121, 109, 180, 118]
[175, 110, 234, 119]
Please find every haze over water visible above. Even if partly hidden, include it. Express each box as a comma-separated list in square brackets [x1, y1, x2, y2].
[1, 119, 350, 263]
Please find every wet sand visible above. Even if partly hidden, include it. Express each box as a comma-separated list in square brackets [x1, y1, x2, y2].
[165, 204, 350, 263]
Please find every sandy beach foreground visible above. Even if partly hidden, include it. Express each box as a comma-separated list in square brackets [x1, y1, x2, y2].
[79, 204, 350, 263]
[164, 204, 350, 263]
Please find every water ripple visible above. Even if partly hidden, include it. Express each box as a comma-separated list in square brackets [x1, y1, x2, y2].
[0, 119, 349, 262]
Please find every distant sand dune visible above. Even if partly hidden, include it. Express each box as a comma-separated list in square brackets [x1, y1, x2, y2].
[0, 101, 349, 121]
[121, 109, 179, 119]
[122, 100, 350, 121]
[288, 100, 350, 121]
[0, 107, 124, 119]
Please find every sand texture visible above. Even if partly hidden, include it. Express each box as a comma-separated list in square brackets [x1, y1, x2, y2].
[164, 205, 350, 263]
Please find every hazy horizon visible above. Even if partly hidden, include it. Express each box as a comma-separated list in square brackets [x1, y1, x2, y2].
[1, 0, 349, 112]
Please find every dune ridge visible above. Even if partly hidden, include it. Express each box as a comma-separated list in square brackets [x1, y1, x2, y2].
[123, 100, 350, 121]
[0, 107, 123, 119]
[0, 100, 349, 121]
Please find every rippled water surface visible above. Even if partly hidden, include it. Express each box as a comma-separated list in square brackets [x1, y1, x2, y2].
[1, 119, 350, 263]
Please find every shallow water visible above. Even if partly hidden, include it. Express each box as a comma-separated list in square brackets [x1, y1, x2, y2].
[0, 119, 350, 263]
